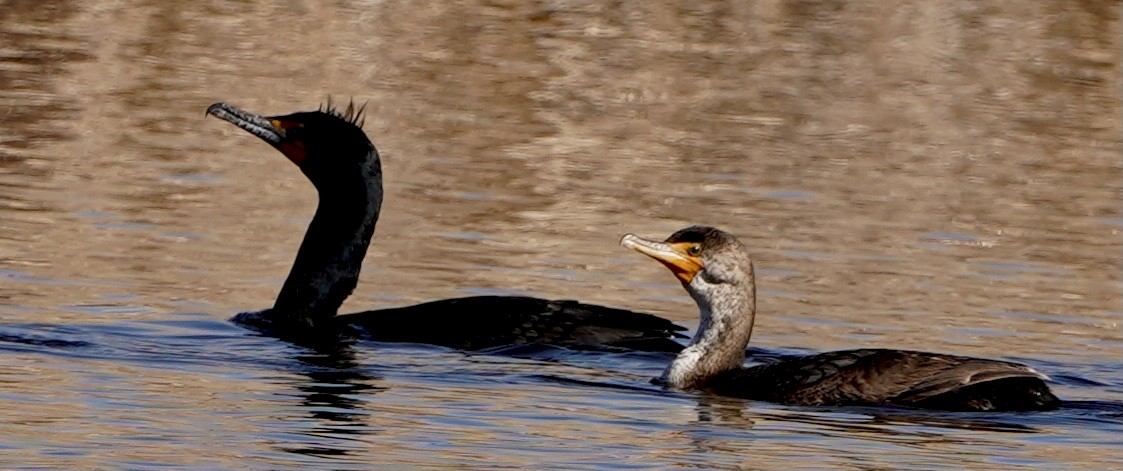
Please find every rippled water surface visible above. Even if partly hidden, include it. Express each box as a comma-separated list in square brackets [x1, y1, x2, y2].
[1, 1, 1121, 469]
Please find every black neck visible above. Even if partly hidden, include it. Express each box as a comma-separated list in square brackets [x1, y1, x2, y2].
[271, 155, 383, 325]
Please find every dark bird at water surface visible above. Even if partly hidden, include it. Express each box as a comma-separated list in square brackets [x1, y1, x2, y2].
[205, 102, 685, 352]
[622, 226, 1060, 412]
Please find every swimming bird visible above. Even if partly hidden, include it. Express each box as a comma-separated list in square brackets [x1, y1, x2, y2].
[622, 226, 1060, 411]
[205, 102, 685, 351]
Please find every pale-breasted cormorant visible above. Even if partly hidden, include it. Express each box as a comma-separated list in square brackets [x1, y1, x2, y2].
[622, 226, 1060, 411]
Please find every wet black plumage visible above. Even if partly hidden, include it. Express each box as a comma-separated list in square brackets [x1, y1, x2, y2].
[341, 295, 685, 352]
[206, 102, 685, 352]
[710, 349, 1058, 411]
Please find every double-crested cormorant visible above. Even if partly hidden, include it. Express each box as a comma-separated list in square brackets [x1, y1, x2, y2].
[205, 102, 685, 351]
[622, 226, 1060, 411]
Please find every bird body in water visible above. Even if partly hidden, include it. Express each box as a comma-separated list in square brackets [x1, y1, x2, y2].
[622, 226, 1060, 411]
[206, 102, 685, 351]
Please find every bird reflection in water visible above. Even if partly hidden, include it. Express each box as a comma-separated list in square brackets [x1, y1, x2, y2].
[278, 337, 387, 459]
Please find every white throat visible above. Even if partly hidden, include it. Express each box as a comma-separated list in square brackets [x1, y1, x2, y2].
[661, 275, 755, 389]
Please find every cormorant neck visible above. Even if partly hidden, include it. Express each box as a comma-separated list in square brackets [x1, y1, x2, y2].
[663, 266, 756, 389]
[270, 153, 383, 327]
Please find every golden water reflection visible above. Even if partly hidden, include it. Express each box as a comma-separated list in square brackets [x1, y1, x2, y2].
[0, 0, 1119, 469]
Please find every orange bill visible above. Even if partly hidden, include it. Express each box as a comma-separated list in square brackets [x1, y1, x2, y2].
[621, 234, 704, 284]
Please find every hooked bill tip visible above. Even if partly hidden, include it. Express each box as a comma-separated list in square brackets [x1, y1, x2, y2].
[205, 102, 226, 116]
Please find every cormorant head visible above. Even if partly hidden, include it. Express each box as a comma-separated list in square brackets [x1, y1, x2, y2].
[621, 225, 754, 292]
[206, 101, 378, 187]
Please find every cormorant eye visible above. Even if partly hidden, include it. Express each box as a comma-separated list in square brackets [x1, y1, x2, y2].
[687, 245, 701, 256]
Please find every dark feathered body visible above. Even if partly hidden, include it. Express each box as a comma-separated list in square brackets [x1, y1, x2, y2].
[707, 349, 1059, 411]
[337, 296, 686, 352]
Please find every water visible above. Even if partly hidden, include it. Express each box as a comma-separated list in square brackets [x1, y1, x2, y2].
[2, 1, 1121, 469]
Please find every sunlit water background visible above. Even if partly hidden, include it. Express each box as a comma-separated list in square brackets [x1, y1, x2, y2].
[1, 1, 1121, 469]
